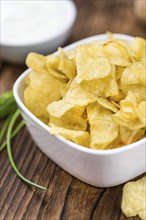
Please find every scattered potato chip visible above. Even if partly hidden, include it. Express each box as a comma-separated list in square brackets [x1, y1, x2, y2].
[121, 176, 146, 220]
[24, 34, 146, 150]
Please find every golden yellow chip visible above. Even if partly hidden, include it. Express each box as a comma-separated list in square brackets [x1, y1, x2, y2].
[47, 99, 74, 118]
[141, 57, 146, 65]
[50, 126, 90, 147]
[113, 38, 135, 60]
[131, 37, 146, 61]
[24, 86, 50, 119]
[58, 48, 76, 81]
[76, 45, 111, 82]
[121, 176, 146, 220]
[24, 71, 65, 119]
[103, 39, 132, 66]
[136, 101, 146, 125]
[110, 90, 126, 102]
[113, 91, 145, 130]
[102, 73, 119, 97]
[115, 66, 125, 80]
[71, 106, 85, 116]
[120, 126, 145, 145]
[87, 103, 118, 149]
[26, 52, 47, 73]
[49, 110, 87, 131]
[121, 62, 146, 87]
[121, 85, 146, 103]
[47, 55, 68, 82]
[97, 97, 118, 113]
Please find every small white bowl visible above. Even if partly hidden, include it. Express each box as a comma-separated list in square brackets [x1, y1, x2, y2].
[13, 34, 146, 187]
[1, 1, 76, 64]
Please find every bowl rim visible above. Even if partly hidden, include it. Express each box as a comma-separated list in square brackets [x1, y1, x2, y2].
[13, 33, 146, 156]
[1, 0, 77, 47]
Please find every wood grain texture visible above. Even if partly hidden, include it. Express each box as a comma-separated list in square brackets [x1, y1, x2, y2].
[0, 1, 145, 220]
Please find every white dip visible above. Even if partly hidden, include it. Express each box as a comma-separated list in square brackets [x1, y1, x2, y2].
[1, 0, 68, 45]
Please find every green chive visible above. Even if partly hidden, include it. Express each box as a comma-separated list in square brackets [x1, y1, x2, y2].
[0, 120, 25, 152]
[0, 114, 13, 143]
[6, 110, 47, 190]
[0, 97, 17, 118]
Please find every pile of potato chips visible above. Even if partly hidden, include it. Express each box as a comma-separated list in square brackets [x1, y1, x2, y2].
[121, 176, 146, 220]
[24, 34, 146, 150]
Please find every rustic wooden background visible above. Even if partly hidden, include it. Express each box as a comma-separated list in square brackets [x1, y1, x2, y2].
[0, 0, 145, 220]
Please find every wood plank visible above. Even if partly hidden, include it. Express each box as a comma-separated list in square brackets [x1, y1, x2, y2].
[0, 0, 145, 219]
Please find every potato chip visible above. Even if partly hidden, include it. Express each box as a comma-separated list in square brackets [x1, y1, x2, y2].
[120, 126, 145, 145]
[87, 103, 118, 149]
[50, 126, 90, 147]
[103, 75, 119, 97]
[113, 91, 145, 130]
[113, 38, 135, 60]
[49, 110, 87, 131]
[121, 62, 146, 87]
[108, 136, 123, 149]
[24, 86, 50, 119]
[76, 45, 111, 82]
[121, 176, 146, 220]
[71, 106, 85, 116]
[113, 112, 145, 130]
[121, 85, 146, 103]
[26, 52, 48, 73]
[105, 33, 136, 59]
[131, 37, 146, 61]
[58, 48, 76, 81]
[47, 99, 74, 118]
[115, 66, 125, 80]
[97, 97, 118, 113]
[47, 55, 68, 82]
[24, 71, 65, 119]
[103, 39, 132, 66]
[110, 90, 126, 102]
[136, 101, 146, 125]
[141, 57, 146, 65]
[110, 100, 120, 108]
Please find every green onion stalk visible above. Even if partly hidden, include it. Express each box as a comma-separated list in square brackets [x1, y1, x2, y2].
[0, 90, 47, 190]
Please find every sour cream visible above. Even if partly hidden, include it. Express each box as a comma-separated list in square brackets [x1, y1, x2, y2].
[1, 0, 71, 45]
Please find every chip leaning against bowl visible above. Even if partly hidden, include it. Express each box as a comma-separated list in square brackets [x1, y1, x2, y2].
[24, 34, 146, 150]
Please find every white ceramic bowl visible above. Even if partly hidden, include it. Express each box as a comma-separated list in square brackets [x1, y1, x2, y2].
[1, 1, 76, 64]
[13, 34, 146, 187]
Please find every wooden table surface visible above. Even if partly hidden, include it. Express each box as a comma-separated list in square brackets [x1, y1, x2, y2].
[0, 1, 145, 220]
